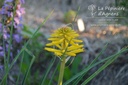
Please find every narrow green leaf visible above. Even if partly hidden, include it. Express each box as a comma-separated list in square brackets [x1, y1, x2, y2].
[16, 51, 25, 85]
[40, 57, 56, 85]
[22, 48, 35, 85]
[81, 48, 128, 85]
[63, 48, 128, 85]
[73, 43, 108, 85]
[48, 61, 60, 85]
[21, 31, 33, 38]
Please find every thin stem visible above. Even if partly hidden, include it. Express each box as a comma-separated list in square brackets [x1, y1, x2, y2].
[0, 4, 8, 84]
[22, 48, 35, 85]
[41, 57, 56, 85]
[2, 19, 7, 85]
[58, 56, 66, 85]
[7, 0, 17, 67]
[16, 50, 24, 85]
[48, 61, 60, 85]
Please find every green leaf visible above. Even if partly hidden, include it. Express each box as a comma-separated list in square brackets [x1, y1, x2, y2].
[21, 31, 33, 38]
[71, 57, 82, 74]
[81, 47, 128, 85]
[63, 47, 128, 85]
[73, 44, 108, 85]
[22, 48, 35, 85]
[64, 67, 72, 80]
[48, 62, 60, 85]
[40, 57, 56, 85]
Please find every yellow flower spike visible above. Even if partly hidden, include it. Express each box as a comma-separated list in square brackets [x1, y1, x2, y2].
[44, 26, 84, 85]
[45, 26, 84, 57]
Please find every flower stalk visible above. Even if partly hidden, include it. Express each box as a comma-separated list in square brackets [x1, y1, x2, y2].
[58, 55, 66, 85]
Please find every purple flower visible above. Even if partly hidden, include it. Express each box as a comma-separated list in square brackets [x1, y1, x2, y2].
[0, 65, 3, 70]
[16, 10, 22, 17]
[0, 51, 4, 57]
[17, 4, 25, 15]
[17, 4, 21, 9]
[0, 4, 12, 17]
[3, 33, 10, 39]
[13, 34, 22, 43]
[14, 17, 20, 24]
[0, 23, 2, 27]
[0, 23, 2, 32]
[20, 0, 25, 4]
[4, 0, 13, 3]
[0, 46, 3, 50]
[0, 8, 7, 15]
[0, 0, 25, 66]
[20, 8, 25, 15]
[4, 4, 12, 10]
[0, 46, 3, 57]
[14, 22, 23, 29]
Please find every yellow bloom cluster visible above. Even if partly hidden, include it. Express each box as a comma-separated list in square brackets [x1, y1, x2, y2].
[44, 27, 84, 57]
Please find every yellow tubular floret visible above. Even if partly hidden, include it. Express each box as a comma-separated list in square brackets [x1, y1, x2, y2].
[46, 38, 64, 46]
[70, 49, 84, 54]
[55, 44, 62, 49]
[67, 45, 84, 51]
[44, 47, 61, 52]
[66, 52, 76, 56]
[55, 52, 62, 56]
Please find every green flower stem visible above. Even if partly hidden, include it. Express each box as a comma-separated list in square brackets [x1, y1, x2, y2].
[58, 56, 66, 85]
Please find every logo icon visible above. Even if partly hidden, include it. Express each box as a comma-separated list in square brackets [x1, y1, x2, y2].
[88, 4, 97, 17]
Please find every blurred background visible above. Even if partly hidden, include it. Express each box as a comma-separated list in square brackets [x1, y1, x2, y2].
[0, 0, 128, 85]
[22, 0, 128, 85]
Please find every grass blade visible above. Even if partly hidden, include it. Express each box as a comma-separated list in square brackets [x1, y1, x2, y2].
[63, 48, 128, 85]
[73, 43, 108, 85]
[48, 62, 60, 85]
[40, 57, 56, 85]
[16, 51, 25, 85]
[81, 47, 128, 85]
[22, 48, 35, 85]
